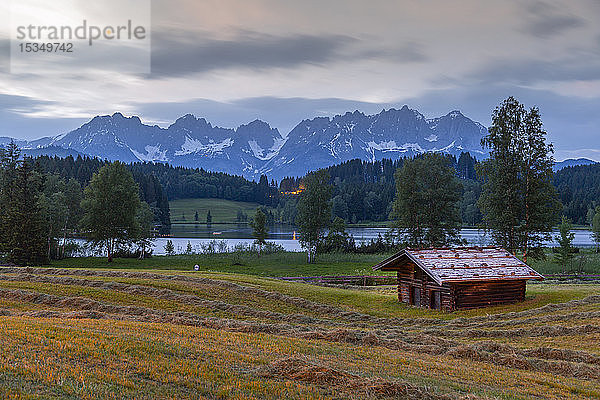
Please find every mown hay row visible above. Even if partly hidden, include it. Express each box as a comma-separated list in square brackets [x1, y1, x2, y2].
[0, 287, 458, 356]
[3, 286, 599, 383]
[442, 310, 600, 330]
[445, 342, 600, 380]
[425, 324, 600, 339]
[256, 356, 469, 399]
[9, 268, 600, 332]
[0, 273, 338, 326]
[0, 267, 390, 324]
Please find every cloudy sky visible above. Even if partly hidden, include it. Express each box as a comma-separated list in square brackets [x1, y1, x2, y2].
[1, 0, 599, 160]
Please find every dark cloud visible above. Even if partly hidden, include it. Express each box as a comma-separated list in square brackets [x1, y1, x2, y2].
[0, 94, 85, 139]
[402, 83, 600, 155]
[151, 30, 356, 78]
[134, 96, 391, 134]
[359, 41, 428, 63]
[522, 1, 585, 38]
[150, 30, 428, 78]
[470, 56, 600, 85]
[134, 87, 600, 157]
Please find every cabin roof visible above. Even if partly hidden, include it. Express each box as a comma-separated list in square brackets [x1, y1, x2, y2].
[372, 246, 544, 285]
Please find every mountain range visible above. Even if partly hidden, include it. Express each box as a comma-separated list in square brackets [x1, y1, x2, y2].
[13, 106, 497, 180]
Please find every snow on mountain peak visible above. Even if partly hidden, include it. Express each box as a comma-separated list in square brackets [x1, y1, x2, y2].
[21, 107, 488, 180]
[174, 136, 234, 156]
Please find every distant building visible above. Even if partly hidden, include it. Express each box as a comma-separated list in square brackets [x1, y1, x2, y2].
[372, 247, 543, 311]
[280, 183, 305, 196]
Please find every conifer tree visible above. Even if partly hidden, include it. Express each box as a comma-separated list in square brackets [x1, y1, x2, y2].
[2, 160, 47, 265]
[164, 240, 175, 256]
[554, 216, 575, 267]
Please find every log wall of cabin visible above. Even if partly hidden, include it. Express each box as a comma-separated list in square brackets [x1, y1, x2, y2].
[451, 280, 526, 310]
[395, 264, 453, 311]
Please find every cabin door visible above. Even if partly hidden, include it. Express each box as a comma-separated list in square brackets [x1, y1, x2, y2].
[411, 286, 421, 307]
[430, 291, 441, 310]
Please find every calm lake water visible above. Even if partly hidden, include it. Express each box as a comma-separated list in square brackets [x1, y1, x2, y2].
[139, 225, 596, 255]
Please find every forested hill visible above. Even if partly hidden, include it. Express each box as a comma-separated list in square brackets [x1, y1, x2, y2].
[554, 164, 600, 225]
[32, 153, 596, 228]
[34, 156, 172, 233]
[314, 153, 478, 224]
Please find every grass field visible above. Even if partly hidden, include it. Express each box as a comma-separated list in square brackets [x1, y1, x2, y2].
[169, 198, 267, 224]
[528, 248, 600, 275]
[0, 265, 599, 399]
[51, 252, 393, 277]
[51, 249, 600, 277]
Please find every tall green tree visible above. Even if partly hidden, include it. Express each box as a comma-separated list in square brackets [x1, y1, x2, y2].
[0, 154, 47, 266]
[478, 97, 561, 261]
[135, 201, 154, 259]
[80, 162, 142, 262]
[296, 169, 332, 263]
[554, 216, 575, 267]
[38, 174, 83, 260]
[250, 207, 268, 253]
[38, 176, 68, 260]
[60, 178, 83, 258]
[391, 153, 462, 248]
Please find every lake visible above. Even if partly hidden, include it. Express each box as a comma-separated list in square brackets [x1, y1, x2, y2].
[139, 224, 596, 255]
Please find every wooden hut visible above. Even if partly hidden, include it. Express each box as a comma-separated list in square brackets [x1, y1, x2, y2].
[372, 247, 543, 311]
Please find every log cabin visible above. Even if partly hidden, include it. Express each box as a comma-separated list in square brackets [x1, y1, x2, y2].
[372, 247, 543, 311]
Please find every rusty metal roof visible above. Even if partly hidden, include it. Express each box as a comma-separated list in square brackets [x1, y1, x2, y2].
[372, 247, 544, 285]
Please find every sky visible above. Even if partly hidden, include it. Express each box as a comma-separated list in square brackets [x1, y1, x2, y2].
[0, 0, 599, 161]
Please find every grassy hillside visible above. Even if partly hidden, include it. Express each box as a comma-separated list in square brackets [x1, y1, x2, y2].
[169, 198, 266, 224]
[0, 266, 599, 399]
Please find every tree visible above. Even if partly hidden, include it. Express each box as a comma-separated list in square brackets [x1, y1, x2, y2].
[0, 150, 47, 266]
[54, 178, 83, 258]
[332, 195, 349, 221]
[236, 209, 248, 223]
[250, 207, 268, 253]
[554, 216, 575, 267]
[194, 211, 199, 221]
[135, 201, 154, 259]
[592, 207, 600, 251]
[391, 153, 462, 248]
[320, 216, 353, 252]
[478, 97, 561, 261]
[80, 162, 142, 262]
[164, 240, 175, 256]
[37, 174, 83, 260]
[206, 210, 212, 227]
[38, 175, 68, 260]
[186, 241, 193, 255]
[296, 170, 332, 262]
